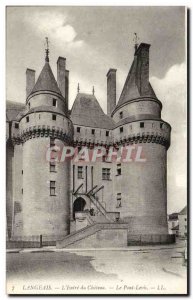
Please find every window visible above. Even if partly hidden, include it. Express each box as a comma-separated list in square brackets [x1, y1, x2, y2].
[120, 127, 123, 133]
[26, 116, 29, 123]
[77, 147, 84, 161]
[116, 193, 122, 208]
[21, 188, 23, 194]
[106, 131, 109, 137]
[140, 122, 144, 128]
[50, 162, 56, 172]
[22, 170, 23, 175]
[119, 111, 123, 119]
[77, 127, 81, 133]
[117, 163, 121, 176]
[53, 99, 57, 106]
[39, 114, 41, 119]
[102, 168, 111, 180]
[15, 123, 19, 129]
[91, 129, 95, 135]
[28, 102, 30, 109]
[50, 181, 56, 196]
[160, 123, 163, 129]
[102, 149, 111, 163]
[78, 166, 83, 179]
[52, 114, 56, 121]
[50, 138, 55, 147]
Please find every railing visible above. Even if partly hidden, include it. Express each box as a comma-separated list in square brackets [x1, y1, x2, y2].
[87, 193, 120, 222]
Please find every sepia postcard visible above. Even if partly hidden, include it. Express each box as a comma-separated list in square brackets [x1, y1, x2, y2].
[6, 6, 188, 295]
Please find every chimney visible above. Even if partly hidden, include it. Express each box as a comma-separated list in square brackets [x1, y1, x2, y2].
[65, 70, 69, 110]
[135, 43, 150, 95]
[106, 68, 116, 117]
[57, 57, 66, 99]
[26, 68, 35, 100]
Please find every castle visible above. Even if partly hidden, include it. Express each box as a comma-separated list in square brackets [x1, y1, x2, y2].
[6, 41, 174, 248]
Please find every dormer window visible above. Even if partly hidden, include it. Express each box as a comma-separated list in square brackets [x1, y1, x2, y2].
[119, 111, 123, 119]
[52, 114, 56, 121]
[53, 99, 57, 107]
[26, 116, 29, 123]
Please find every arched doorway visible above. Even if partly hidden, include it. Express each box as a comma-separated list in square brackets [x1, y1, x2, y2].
[73, 197, 86, 219]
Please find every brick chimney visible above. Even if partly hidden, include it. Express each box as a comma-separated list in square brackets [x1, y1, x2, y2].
[57, 57, 66, 99]
[26, 68, 35, 100]
[107, 68, 116, 117]
[135, 43, 150, 96]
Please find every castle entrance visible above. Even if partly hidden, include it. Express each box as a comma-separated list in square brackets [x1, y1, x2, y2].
[73, 197, 86, 220]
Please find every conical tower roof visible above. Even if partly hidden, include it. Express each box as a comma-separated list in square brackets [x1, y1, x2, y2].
[29, 62, 61, 97]
[115, 43, 157, 110]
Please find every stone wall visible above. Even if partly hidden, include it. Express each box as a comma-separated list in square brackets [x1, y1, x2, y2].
[22, 137, 70, 240]
[113, 99, 161, 123]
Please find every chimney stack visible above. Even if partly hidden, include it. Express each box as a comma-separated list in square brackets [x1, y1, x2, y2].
[106, 68, 116, 117]
[57, 57, 66, 99]
[135, 43, 150, 96]
[65, 70, 69, 110]
[26, 69, 35, 100]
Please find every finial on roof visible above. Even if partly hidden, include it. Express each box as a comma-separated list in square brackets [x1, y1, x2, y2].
[92, 86, 95, 95]
[133, 33, 139, 53]
[77, 83, 80, 93]
[45, 37, 50, 62]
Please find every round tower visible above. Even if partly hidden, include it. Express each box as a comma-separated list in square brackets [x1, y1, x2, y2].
[112, 43, 171, 239]
[14, 49, 73, 242]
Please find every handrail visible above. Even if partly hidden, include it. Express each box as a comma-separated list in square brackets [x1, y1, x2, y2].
[88, 194, 117, 222]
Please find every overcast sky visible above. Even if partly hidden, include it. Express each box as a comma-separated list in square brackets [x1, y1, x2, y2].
[6, 6, 186, 213]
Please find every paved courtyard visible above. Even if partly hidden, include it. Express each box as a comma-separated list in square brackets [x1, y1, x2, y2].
[6, 239, 187, 295]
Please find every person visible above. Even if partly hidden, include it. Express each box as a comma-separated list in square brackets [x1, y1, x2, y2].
[90, 208, 95, 216]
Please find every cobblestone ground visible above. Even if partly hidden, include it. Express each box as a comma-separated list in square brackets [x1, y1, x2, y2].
[6, 239, 187, 295]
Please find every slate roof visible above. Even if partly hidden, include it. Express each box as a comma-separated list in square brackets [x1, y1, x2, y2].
[115, 45, 157, 110]
[179, 206, 187, 215]
[71, 93, 115, 129]
[6, 100, 26, 121]
[29, 62, 61, 97]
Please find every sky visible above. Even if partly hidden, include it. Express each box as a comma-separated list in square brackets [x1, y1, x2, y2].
[6, 6, 186, 213]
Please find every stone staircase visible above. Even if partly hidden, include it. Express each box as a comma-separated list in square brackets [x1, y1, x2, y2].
[57, 222, 129, 248]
